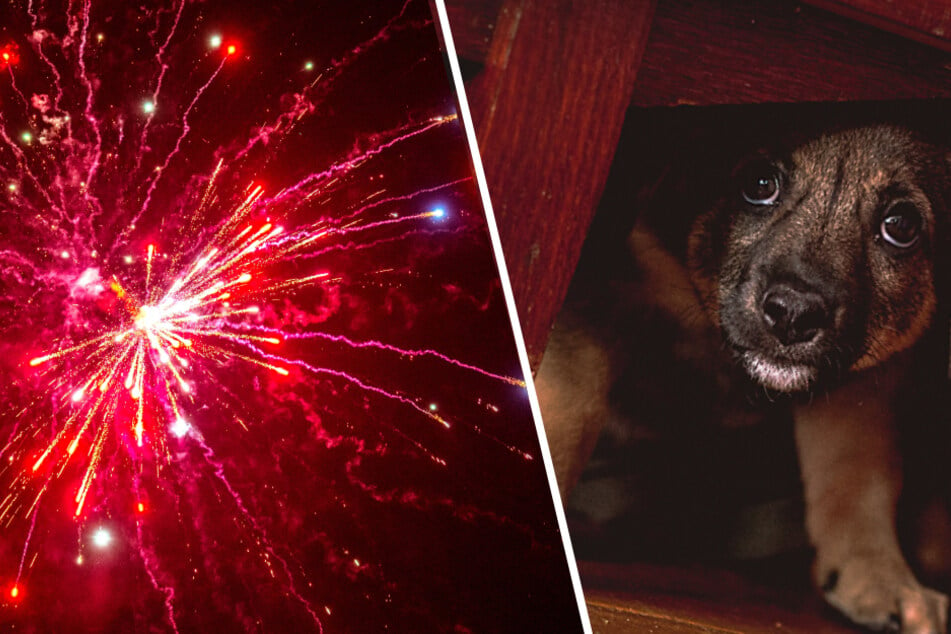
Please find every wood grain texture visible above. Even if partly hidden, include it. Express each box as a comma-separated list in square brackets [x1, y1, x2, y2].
[466, 0, 656, 365]
[582, 561, 857, 634]
[803, 0, 951, 52]
[632, 0, 951, 107]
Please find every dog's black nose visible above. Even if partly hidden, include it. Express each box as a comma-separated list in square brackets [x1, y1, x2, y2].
[761, 285, 831, 345]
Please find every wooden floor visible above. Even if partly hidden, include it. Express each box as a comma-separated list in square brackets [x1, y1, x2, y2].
[580, 561, 859, 633]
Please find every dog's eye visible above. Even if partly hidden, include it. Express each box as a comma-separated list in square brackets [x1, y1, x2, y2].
[740, 161, 781, 206]
[880, 202, 922, 249]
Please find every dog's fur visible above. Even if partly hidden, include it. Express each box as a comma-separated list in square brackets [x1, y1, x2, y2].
[537, 125, 951, 632]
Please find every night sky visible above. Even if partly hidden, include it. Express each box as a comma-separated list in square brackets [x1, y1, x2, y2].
[0, 1, 582, 631]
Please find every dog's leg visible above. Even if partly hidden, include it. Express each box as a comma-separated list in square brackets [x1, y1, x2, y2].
[535, 323, 612, 501]
[795, 367, 949, 633]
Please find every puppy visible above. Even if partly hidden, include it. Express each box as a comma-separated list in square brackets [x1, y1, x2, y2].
[537, 125, 951, 632]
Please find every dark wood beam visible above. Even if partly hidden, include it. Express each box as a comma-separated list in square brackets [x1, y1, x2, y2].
[632, 0, 951, 107]
[465, 0, 657, 366]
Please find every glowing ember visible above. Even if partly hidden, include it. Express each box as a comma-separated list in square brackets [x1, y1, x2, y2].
[91, 528, 113, 549]
[170, 418, 190, 438]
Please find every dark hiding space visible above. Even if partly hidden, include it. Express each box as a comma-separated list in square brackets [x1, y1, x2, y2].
[564, 98, 951, 606]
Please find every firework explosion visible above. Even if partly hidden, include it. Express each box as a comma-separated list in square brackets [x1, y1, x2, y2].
[0, 1, 580, 631]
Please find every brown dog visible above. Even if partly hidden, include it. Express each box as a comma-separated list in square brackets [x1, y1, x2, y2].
[537, 125, 951, 632]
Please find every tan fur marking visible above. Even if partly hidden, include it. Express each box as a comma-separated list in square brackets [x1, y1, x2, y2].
[534, 325, 612, 500]
[629, 219, 712, 335]
[795, 362, 949, 631]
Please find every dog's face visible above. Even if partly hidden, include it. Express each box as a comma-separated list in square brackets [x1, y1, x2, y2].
[687, 126, 946, 392]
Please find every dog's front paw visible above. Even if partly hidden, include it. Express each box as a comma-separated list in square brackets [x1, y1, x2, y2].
[821, 556, 949, 633]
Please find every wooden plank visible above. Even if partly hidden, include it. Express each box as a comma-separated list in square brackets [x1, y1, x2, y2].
[581, 561, 856, 634]
[466, 0, 656, 366]
[585, 594, 850, 634]
[632, 0, 951, 107]
[803, 0, 951, 53]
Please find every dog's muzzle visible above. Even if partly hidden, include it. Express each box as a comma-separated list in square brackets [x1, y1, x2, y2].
[760, 283, 832, 346]
[730, 263, 849, 393]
